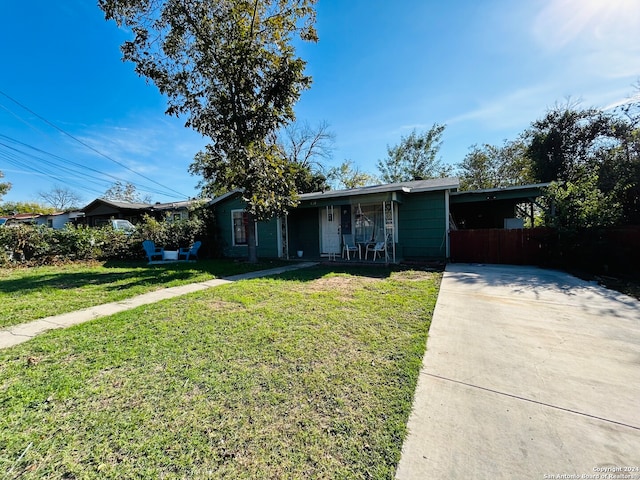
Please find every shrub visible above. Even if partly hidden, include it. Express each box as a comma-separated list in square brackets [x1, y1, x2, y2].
[0, 214, 207, 266]
[135, 214, 205, 251]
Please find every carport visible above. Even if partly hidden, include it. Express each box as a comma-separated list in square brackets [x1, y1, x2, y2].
[449, 183, 551, 264]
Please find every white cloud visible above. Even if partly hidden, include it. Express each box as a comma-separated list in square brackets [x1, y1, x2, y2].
[531, 0, 640, 83]
[532, 0, 640, 50]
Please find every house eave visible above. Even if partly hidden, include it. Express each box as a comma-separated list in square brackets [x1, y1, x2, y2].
[299, 178, 460, 202]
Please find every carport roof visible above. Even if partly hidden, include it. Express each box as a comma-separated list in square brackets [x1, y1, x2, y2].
[450, 183, 550, 204]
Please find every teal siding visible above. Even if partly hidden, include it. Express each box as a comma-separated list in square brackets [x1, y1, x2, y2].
[287, 208, 320, 258]
[214, 195, 280, 258]
[212, 187, 450, 261]
[397, 191, 447, 260]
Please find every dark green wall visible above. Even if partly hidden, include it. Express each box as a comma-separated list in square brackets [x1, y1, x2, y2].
[287, 208, 320, 258]
[397, 191, 447, 260]
[214, 195, 280, 258]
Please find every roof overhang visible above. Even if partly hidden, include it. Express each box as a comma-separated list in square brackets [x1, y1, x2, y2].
[450, 183, 550, 204]
[299, 178, 460, 202]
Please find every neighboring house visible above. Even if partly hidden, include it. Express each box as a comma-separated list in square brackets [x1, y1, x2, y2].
[36, 211, 85, 229]
[2, 211, 85, 229]
[150, 200, 200, 222]
[210, 178, 460, 262]
[82, 199, 154, 227]
[82, 198, 205, 227]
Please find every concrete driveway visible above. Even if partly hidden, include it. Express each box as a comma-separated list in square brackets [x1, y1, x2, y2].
[396, 263, 640, 479]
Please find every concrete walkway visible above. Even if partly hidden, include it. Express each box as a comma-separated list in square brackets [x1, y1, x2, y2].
[0, 262, 317, 350]
[396, 263, 640, 480]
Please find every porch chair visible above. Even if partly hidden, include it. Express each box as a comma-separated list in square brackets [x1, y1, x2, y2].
[178, 241, 201, 261]
[142, 240, 163, 262]
[365, 241, 387, 261]
[342, 234, 360, 260]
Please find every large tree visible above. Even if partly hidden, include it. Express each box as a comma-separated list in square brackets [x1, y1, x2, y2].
[526, 104, 638, 228]
[377, 124, 451, 183]
[100, 0, 318, 262]
[38, 185, 82, 211]
[526, 105, 620, 183]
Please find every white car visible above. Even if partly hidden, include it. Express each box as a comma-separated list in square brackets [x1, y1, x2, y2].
[112, 219, 136, 233]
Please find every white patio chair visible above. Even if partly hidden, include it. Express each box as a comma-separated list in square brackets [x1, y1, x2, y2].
[342, 234, 360, 260]
[365, 241, 386, 261]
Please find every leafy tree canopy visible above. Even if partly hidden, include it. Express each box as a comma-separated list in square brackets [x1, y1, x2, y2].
[100, 0, 317, 213]
[0, 201, 54, 216]
[377, 124, 451, 183]
[526, 101, 640, 227]
[100, 0, 318, 262]
[526, 104, 622, 183]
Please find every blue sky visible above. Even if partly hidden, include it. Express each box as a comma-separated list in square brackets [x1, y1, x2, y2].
[1, 0, 639, 206]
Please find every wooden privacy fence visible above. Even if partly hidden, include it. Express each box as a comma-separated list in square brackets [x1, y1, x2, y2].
[449, 228, 555, 265]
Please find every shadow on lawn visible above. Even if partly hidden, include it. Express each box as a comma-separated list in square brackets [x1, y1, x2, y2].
[0, 259, 279, 294]
[1, 266, 189, 294]
[1, 259, 442, 295]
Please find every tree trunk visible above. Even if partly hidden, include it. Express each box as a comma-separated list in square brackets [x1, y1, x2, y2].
[246, 211, 258, 263]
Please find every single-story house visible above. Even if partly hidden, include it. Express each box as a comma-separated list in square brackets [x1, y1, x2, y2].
[82, 198, 204, 227]
[37, 211, 85, 229]
[1, 211, 85, 229]
[210, 178, 460, 262]
[82, 199, 152, 227]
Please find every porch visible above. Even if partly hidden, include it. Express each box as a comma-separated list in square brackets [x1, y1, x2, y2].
[286, 200, 399, 263]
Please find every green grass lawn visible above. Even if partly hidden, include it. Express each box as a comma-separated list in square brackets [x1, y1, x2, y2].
[0, 259, 286, 329]
[0, 265, 441, 479]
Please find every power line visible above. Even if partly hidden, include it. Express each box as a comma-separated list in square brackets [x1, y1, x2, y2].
[0, 140, 111, 197]
[0, 89, 190, 199]
[0, 134, 183, 198]
[0, 149, 106, 198]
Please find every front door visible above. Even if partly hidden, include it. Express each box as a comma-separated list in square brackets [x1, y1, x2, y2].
[320, 206, 341, 255]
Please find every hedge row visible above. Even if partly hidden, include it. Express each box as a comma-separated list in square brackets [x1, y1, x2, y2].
[0, 215, 205, 266]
